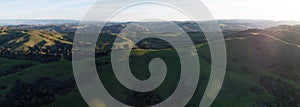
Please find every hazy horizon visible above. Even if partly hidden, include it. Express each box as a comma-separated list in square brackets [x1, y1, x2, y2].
[0, 18, 299, 22]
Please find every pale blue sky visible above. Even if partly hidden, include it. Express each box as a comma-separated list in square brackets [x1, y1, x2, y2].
[0, 0, 299, 21]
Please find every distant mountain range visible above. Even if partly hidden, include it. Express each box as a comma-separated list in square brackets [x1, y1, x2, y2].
[1, 22, 300, 55]
[1, 19, 300, 56]
[1, 19, 300, 31]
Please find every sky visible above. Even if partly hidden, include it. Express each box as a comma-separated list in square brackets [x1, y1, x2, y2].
[0, 0, 299, 21]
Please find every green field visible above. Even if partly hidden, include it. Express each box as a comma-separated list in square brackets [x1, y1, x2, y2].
[2, 25, 300, 106]
[1, 40, 296, 107]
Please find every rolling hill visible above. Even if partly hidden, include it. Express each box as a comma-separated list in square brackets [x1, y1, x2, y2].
[0, 28, 72, 51]
[1, 23, 300, 106]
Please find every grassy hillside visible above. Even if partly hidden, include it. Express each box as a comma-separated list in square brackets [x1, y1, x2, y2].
[1, 25, 300, 106]
[0, 28, 71, 52]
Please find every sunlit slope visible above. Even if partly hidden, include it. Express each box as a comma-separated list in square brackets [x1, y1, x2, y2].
[0, 28, 71, 52]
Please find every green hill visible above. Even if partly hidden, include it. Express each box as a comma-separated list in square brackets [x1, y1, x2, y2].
[0, 28, 71, 52]
[1, 24, 300, 106]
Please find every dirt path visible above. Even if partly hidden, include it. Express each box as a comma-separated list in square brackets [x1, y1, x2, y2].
[254, 33, 300, 48]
